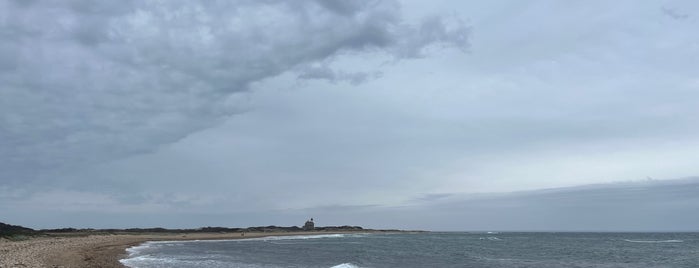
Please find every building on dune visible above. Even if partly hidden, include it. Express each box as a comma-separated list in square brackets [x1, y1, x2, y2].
[303, 218, 315, 230]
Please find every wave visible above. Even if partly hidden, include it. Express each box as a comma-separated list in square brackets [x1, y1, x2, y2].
[119, 255, 167, 266]
[124, 241, 163, 256]
[330, 263, 361, 268]
[270, 241, 363, 245]
[120, 255, 241, 267]
[623, 239, 684, 243]
[123, 257, 364, 268]
[122, 240, 189, 256]
[120, 234, 370, 267]
[253, 233, 358, 241]
[130, 233, 367, 247]
[124, 243, 151, 255]
[121, 234, 369, 264]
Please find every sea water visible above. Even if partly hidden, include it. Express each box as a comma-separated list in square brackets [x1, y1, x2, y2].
[120, 232, 699, 267]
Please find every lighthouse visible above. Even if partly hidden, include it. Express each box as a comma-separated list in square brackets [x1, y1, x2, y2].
[303, 218, 315, 230]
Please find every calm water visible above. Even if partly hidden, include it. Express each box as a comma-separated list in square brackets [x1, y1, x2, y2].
[120, 232, 699, 268]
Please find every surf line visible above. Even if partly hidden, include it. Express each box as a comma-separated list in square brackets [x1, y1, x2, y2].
[623, 239, 683, 243]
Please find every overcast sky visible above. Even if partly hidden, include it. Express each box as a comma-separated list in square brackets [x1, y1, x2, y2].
[2, 0, 699, 230]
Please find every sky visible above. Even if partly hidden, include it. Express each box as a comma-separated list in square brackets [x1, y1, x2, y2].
[1, 0, 699, 231]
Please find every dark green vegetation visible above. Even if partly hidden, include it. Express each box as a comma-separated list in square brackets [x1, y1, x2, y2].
[0, 221, 369, 239]
[41, 225, 364, 234]
[0, 222, 37, 241]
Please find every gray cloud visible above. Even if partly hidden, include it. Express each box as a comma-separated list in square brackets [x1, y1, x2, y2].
[296, 65, 383, 85]
[3, 0, 699, 231]
[401, 177, 699, 231]
[6, 177, 699, 231]
[0, 0, 469, 184]
[662, 7, 689, 20]
[249, 177, 699, 232]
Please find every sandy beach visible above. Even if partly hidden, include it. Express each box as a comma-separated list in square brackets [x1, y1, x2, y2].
[0, 231, 346, 268]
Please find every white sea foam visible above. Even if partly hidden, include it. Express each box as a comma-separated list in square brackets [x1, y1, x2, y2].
[330, 263, 361, 268]
[120, 233, 368, 266]
[124, 241, 160, 256]
[199, 233, 367, 243]
[119, 255, 179, 266]
[623, 239, 684, 243]
[120, 241, 190, 267]
[270, 241, 363, 245]
[255, 233, 351, 241]
[129, 233, 365, 246]
[120, 233, 370, 267]
[120, 255, 238, 268]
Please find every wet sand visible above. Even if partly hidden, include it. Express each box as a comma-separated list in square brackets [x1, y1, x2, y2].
[0, 231, 343, 268]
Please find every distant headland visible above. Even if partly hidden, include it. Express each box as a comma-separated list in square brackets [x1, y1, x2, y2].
[1, 220, 416, 267]
[1, 220, 404, 240]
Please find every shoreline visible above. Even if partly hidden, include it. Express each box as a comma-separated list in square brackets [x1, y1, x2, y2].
[0, 231, 380, 268]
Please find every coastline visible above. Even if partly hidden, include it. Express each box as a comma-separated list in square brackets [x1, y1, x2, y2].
[0, 231, 376, 268]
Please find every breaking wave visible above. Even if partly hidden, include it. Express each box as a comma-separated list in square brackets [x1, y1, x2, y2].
[623, 239, 684, 243]
[330, 263, 362, 268]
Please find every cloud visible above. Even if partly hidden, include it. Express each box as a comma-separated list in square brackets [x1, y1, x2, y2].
[0, 0, 469, 183]
[4, 1, 699, 230]
[275, 177, 699, 231]
[7, 177, 699, 230]
[296, 64, 383, 85]
[662, 7, 689, 20]
[412, 177, 699, 231]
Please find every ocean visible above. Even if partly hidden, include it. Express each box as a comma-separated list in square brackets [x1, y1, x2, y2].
[120, 232, 698, 267]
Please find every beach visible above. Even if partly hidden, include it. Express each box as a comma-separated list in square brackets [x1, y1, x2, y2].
[0, 231, 339, 268]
